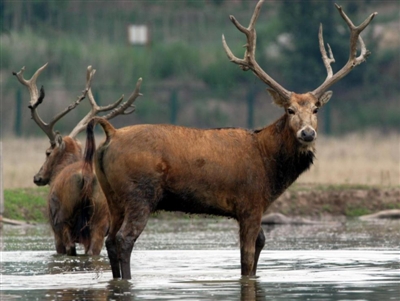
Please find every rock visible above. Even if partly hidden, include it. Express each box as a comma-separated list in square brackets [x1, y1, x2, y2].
[261, 213, 317, 225]
[359, 209, 400, 220]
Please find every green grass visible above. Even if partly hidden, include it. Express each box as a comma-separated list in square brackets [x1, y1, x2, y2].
[3, 187, 49, 223]
[345, 207, 371, 218]
[3, 184, 399, 222]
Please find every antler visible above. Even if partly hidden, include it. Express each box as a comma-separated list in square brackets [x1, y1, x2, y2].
[312, 4, 377, 99]
[222, 0, 292, 102]
[68, 66, 143, 138]
[13, 63, 93, 147]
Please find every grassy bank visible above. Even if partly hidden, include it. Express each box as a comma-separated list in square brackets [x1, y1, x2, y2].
[3, 187, 49, 223]
[3, 184, 399, 223]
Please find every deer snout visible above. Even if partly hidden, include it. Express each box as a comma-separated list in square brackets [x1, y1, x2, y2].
[298, 126, 317, 143]
[33, 174, 47, 186]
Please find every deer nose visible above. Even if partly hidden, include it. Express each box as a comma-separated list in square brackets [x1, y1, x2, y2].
[33, 175, 45, 186]
[300, 127, 316, 142]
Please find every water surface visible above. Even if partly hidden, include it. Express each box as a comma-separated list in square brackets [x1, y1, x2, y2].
[1, 217, 399, 300]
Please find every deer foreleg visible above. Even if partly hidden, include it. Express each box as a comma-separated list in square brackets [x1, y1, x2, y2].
[252, 227, 265, 275]
[239, 214, 263, 276]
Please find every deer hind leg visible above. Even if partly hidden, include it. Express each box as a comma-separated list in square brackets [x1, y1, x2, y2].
[64, 229, 77, 256]
[86, 218, 108, 256]
[238, 214, 263, 276]
[106, 218, 124, 279]
[87, 229, 104, 256]
[116, 202, 152, 280]
[54, 234, 67, 254]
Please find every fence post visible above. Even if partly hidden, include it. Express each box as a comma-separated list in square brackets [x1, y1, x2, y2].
[15, 89, 22, 136]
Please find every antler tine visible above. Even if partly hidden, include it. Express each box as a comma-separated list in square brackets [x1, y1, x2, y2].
[318, 24, 335, 80]
[102, 78, 143, 120]
[68, 74, 143, 138]
[48, 66, 95, 138]
[312, 4, 377, 99]
[12, 63, 59, 145]
[13, 63, 93, 146]
[222, 0, 292, 101]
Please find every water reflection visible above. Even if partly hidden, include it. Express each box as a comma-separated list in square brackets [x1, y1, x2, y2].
[1, 218, 400, 300]
[240, 278, 266, 301]
[107, 280, 134, 300]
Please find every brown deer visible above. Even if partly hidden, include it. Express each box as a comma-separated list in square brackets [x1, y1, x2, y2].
[13, 63, 142, 255]
[84, 1, 376, 278]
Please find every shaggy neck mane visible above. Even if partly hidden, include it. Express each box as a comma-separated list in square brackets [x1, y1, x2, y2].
[255, 114, 315, 201]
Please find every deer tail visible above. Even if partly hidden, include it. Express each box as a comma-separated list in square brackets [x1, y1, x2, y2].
[82, 116, 116, 197]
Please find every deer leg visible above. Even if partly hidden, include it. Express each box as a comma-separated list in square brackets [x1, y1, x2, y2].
[87, 220, 108, 256]
[251, 227, 265, 276]
[87, 230, 104, 256]
[239, 215, 262, 276]
[106, 235, 120, 278]
[106, 217, 124, 278]
[63, 227, 77, 256]
[54, 234, 66, 254]
[116, 203, 152, 280]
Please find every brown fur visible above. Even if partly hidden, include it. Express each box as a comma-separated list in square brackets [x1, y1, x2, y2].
[84, 91, 327, 279]
[36, 136, 110, 256]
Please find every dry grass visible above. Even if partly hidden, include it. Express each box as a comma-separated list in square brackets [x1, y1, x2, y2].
[2, 132, 399, 189]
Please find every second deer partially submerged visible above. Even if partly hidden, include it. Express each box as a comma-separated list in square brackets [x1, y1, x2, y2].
[13, 64, 142, 255]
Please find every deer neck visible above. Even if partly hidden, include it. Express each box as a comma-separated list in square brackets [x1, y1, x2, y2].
[49, 139, 83, 185]
[255, 114, 315, 201]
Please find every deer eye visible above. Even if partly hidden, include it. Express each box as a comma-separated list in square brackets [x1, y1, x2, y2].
[313, 108, 319, 114]
[45, 150, 52, 157]
[287, 108, 295, 115]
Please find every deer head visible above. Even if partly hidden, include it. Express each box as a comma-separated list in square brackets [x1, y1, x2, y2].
[13, 64, 143, 185]
[222, 0, 376, 150]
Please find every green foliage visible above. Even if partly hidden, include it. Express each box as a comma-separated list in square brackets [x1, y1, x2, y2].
[1, 0, 399, 135]
[151, 42, 200, 79]
[4, 187, 48, 222]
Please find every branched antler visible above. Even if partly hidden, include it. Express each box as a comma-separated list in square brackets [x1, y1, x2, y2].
[222, 0, 377, 101]
[68, 66, 142, 138]
[13, 64, 143, 144]
[313, 4, 377, 98]
[13, 63, 93, 146]
[222, 0, 292, 101]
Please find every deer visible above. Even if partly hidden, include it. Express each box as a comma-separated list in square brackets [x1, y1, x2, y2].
[13, 63, 142, 256]
[83, 0, 376, 278]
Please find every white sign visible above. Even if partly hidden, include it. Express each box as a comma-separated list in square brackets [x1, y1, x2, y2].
[128, 25, 149, 45]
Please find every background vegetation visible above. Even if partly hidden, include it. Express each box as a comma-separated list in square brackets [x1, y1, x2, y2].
[1, 0, 399, 137]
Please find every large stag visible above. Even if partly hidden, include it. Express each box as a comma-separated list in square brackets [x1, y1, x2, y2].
[84, 1, 376, 278]
[13, 64, 142, 255]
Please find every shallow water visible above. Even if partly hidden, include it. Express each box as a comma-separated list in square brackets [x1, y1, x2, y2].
[1, 217, 400, 300]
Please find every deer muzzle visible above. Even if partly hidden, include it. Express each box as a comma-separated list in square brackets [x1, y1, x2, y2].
[297, 126, 317, 143]
[33, 174, 48, 186]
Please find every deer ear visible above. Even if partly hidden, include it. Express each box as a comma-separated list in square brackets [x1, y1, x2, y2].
[317, 91, 332, 107]
[267, 89, 287, 107]
[55, 134, 65, 151]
